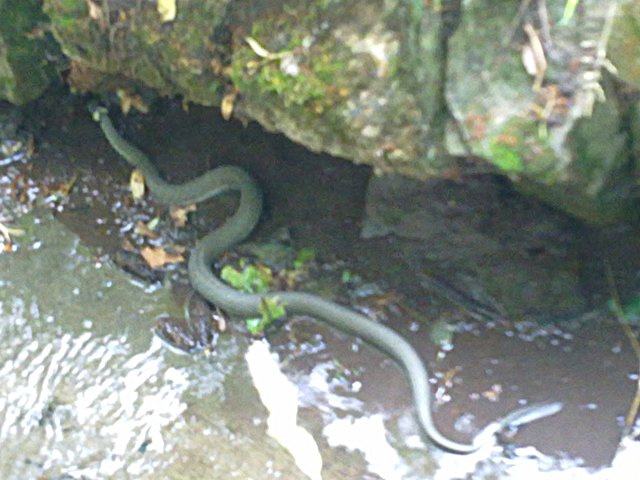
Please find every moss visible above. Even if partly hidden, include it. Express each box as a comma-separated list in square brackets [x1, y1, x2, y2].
[44, 0, 230, 104]
[56, 0, 85, 13]
[230, 49, 330, 110]
[513, 93, 637, 225]
[229, 2, 357, 115]
[55, 16, 79, 29]
[608, 1, 640, 88]
[43, 0, 88, 45]
[124, 2, 228, 103]
[484, 116, 559, 182]
[44, 0, 102, 67]
[0, 0, 56, 103]
[489, 140, 524, 172]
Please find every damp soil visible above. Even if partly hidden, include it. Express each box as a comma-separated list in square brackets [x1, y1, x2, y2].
[1, 93, 639, 479]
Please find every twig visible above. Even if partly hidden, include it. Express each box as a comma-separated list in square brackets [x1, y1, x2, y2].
[605, 261, 640, 438]
[536, 0, 552, 47]
[577, 3, 618, 116]
[523, 23, 547, 91]
[0, 221, 25, 243]
[505, 0, 534, 47]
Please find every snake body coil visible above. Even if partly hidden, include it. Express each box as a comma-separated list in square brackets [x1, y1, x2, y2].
[92, 106, 561, 454]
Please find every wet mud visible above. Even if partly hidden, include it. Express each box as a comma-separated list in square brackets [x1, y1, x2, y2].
[0, 94, 639, 479]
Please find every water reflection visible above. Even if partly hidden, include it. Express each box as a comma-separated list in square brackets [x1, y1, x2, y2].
[0, 206, 637, 479]
[434, 439, 640, 480]
[0, 299, 190, 479]
[324, 414, 412, 480]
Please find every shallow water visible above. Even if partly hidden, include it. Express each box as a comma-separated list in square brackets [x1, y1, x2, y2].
[0, 212, 428, 479]
[1, 98, 639, 479]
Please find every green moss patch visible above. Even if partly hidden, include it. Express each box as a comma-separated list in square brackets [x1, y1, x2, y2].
[0, 0, 56, 103]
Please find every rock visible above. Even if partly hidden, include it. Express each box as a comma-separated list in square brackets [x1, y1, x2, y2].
[0, 0, 55, 104]
[446, 0, 638, 224]
[2, 0, 638, 223]
[43, 0, 231, 100]
[43, 0, 444, 178]
[609, 2, 640, 89]
[361, 173, 587, 319]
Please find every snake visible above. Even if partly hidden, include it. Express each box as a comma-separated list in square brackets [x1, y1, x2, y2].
[91, 105, 561, 454]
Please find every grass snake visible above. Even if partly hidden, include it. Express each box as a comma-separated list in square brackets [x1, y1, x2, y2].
[91, 105, 561, 454]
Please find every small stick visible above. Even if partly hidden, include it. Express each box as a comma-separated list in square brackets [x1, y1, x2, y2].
[605, 261, 640, 438]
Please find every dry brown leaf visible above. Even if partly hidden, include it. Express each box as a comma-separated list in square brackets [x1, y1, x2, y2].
[87, 0, 107, 30]
[121, 237, 135, 252]
[25, 136, 35, 157]
[1, 141, 22, 157]
[60, 175, 77, 196]
[169, 204, 196, 227]
[140, 246, 184, 269]
[521, 45, 537, 76]
[481, 383, 503, 402]
[40, 175, 76, 203]
[172, 244, 187, 254]
[117, 89, 149, 115]
[129, 168, 146, 199]
[87, 1, 100, 20]
[221, 90, 237, 121]
[157, 0, 176, 22]
[134, 220, 159, 239]
[210, 58, 224, 76]
[213, 307, 227, 332]
[0, 221, 22, 254]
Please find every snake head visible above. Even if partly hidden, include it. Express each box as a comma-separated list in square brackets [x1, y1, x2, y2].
[87, 101, 108, 122]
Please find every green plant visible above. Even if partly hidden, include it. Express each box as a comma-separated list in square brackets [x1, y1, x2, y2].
[220, 261, 272, 294]
[246, 297, 287, 335]
[489, 140, 524, 172]
[610, 295, 640, 322]
[559, 0, 580, 25]
[293, 247, 316, 270]
[220, 261, 286, 334]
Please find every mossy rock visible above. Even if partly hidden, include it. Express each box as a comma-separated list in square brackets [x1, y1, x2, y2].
[609, 1, 640, 89]
[43, 0, 230, 102]
[43, 0, 447, 177]
[0, 0, 55, 104]
[35, 0, 640, 223]
[227, 0, 443, 177]
[447, 0, 639, 224]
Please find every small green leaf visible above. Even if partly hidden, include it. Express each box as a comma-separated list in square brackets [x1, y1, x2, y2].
[220, 263, 272, 294]
[220, 265, 245, 290]
[559, 0, 580, 25]
[147, 217, 160, 230]
[610, 295, 640, 321]
[293, 247, 316, 270]
[429, 319, 456, 348]
[341, 270, 352, 283]
[245, 297, 287, 335]
[259, 296, 286, 320]
[246, 318, 264, 335]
